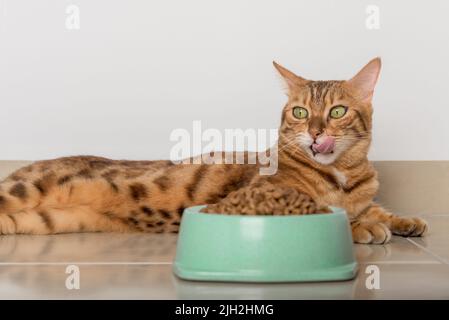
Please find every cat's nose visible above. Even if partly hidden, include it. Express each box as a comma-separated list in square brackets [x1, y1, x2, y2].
[310, 129, 322, 139]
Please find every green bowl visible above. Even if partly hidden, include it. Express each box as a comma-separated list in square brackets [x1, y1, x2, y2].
[173, 205, 357, 283]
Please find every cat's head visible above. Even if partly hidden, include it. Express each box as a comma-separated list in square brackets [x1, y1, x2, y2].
[275, 58, 381, 166]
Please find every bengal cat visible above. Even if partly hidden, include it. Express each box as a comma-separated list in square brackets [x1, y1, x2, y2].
[0, 58, 427, 244]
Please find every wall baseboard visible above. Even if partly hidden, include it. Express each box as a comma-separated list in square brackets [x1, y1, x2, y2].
[373, 161, 449, 215]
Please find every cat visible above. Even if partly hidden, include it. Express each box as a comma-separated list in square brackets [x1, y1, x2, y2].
[0, 58, 427, 244]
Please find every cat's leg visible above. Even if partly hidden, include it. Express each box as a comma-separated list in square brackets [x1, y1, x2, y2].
[351, 220, 392, 244]
[0, 206, 134, 235]
[351, 203, 428, 244]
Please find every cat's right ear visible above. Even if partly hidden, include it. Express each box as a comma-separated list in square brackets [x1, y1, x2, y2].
[273, 61, 307, 95]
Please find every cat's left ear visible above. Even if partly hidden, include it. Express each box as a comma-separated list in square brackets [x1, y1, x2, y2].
[347, 57, 381, 102]
[273, 61, 307, 95]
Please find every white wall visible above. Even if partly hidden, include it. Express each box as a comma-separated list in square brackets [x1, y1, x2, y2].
[0, 0, 448, 161]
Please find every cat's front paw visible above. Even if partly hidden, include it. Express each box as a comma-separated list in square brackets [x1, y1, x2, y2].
[352, 222, 392, 244]
[390, 217, 428, 237]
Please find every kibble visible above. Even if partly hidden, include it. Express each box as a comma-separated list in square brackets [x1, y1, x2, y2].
[200, 183, 331, 215]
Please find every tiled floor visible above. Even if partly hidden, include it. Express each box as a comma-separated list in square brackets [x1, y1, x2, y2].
[0, 162, 448, 299]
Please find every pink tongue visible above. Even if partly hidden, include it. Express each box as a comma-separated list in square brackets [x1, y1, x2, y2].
[312, 136, 335, 154]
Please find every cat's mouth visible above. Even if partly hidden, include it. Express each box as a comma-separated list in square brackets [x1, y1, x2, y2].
[310, 136, 336, 156]
[310, 146, 334, 157]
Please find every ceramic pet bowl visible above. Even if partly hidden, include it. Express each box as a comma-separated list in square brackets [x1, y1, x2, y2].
[173, 205, 357, 283]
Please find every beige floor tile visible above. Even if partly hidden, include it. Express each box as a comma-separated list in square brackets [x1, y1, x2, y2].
[0, 263, 360, 300]
[1, 262, 447, 299]
[0, 233, 446, 299]
[0, 265, 176, 299]
[0, 233, 178, 263]
[174, 276, 358, 300]
[175, 263, 449, 299]
[353, 264, 449, 299]
[0, 232, 433, 265]
[354, 236, 436, 264]
[407, 216, 449, 263]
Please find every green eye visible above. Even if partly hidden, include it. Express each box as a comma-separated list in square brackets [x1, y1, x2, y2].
[329, 105, 347, 119]
[292, 107, 308, 119]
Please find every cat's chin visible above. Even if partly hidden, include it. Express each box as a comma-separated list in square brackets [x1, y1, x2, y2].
[306, 149, 338, 165]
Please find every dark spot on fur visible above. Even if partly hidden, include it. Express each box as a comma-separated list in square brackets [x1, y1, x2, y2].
[124, 169, 146, 179]
[7, 214, 17, 230]
[186, 165, 209, 201]
[9, 174, 23, 182]
[343, 173, 376, 193]
[57, 175, 73, 185]
[32, 174, 56, 196]
[129, 183, 148, 201]
[76, 169, 93, 179]
[89, 160, 112, 169]
[121, 161, 137, 167]
[68, 185, 75, 197]
[141, 206, 154, 216]
[204, 194, 220, 204]
[38, 211, 54, 232]
[221, 176, 246, 195]
[171, 221, 180, 226]
[9, 183, 27, 199]
[156, 221, 165, 226]
[128, 217, 139, 225]
[146, 223, 154, 228]
[0, 195, 6, 208]
[159, 210, 171, 219]
[40, 165, 51, 172]
[106, 179, 119, 192]
[102, 169, 120, 179]
[33, 180, 46, 195]
[153, 175, 171, 191]
[176, 206, 185, 217]
[103, 211, 116, 219]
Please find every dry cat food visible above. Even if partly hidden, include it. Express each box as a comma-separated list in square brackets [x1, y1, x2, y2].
[200, 183, 331, 215]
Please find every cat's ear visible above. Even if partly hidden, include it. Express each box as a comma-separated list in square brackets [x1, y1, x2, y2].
[347, 57, 381, 102]
[273, 61, 307, 95]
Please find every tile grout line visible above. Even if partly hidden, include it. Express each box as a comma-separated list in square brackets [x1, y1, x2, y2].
[417, 213, 449, 218]
[406, 238, 449, 266]
[0, 262, 173, 266]
[362, 260, 441, 265]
